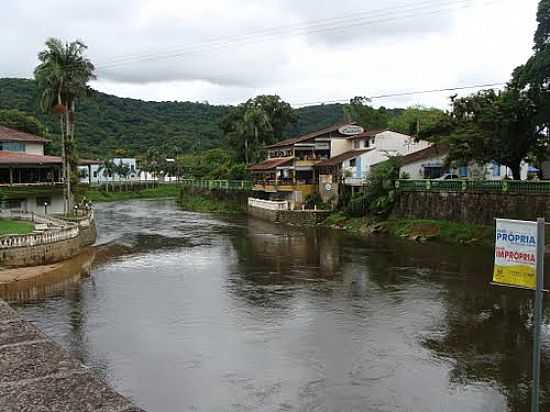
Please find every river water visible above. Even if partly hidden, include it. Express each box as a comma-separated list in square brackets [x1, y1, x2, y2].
[4, 199, 550, 412]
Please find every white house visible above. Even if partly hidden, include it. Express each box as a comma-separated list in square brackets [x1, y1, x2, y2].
[0, 126, 65, 214]
[79, 158, 139, 184]
[315, 129, 431, 186]
[398, 144, 530, 180]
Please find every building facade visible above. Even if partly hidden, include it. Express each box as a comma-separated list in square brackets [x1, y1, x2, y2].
[0, 126, 65, 214]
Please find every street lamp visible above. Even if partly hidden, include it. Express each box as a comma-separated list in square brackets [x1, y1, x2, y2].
[43, 201, 49, 216]
[74, 204, 79, 217]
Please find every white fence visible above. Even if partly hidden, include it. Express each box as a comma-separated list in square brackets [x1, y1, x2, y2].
[0, 210, 84, 250]
[248, 198, 289, 211]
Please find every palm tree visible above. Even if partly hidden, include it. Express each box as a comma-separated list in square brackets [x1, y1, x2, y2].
[242, 102, 272, 164]
[101, 160, 116, 192]
[34, 38, 96, 213]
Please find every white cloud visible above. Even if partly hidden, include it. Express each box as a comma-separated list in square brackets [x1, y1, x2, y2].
[1, 0, 539, 109]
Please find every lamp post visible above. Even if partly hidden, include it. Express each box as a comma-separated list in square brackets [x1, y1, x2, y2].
[74, 204, 79, 217]
[43, 201, 49, 216]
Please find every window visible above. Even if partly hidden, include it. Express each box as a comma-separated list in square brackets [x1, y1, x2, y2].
[36, 197, 51, 207]
[363, 140, 370, 148]
[0, 142, 25, 152]
[353, 140, 360, 149]
[459, 166, 469, 177]
[349, 158, 356, 167]
[1, 199, 22, 210]
[93, 171, 98, 178]
[491, 161, 501, 177]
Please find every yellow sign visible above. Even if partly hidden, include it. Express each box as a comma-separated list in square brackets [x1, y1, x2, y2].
[493, 219, 538, 289]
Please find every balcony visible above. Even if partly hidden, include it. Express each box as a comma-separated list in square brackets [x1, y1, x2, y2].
[344, 177, 367, 186]
[253, 181, 317, 196]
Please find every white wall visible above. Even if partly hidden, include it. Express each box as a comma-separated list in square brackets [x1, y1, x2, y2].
[400, 154, 447, 179]
[25, 143, 44, 155]
[14, 193, 65, 215]
[330, 138, 351, 157]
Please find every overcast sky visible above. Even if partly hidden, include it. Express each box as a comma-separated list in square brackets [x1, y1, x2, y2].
[3, 0, 539, 109]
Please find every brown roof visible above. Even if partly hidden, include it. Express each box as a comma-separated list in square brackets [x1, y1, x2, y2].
[0, 152, 62, 165]
[249, 157, 294, 171]
[0, 126, 49, 143]
[265, 121, 354, 149]
[315, 149, 371, 167]
[399, 144, 448, 166]
[346, 129, 388, 140]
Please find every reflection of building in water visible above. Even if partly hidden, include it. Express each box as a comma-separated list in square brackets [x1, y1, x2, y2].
[245, 218, 342, 278]
[0, 248, 96, 304]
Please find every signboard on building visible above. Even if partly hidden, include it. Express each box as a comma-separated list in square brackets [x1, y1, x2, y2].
[493, 219, 538, 289]
[338, 125, 365, 136]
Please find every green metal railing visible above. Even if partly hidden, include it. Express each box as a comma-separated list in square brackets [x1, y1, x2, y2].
[181, 179, 253, 191]
[395, 179, 550, 193]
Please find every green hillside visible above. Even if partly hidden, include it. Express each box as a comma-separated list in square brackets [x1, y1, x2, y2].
[0, 78, 348, 158]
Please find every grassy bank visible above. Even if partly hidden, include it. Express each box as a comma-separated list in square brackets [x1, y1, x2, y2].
[323, 212, 494, 246]
[84, 184, 180, 203]
[178, 189, 244, 214]
[0, 219, 34, 236]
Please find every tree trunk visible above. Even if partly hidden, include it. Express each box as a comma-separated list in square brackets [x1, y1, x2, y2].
[57, 92, 67, 215]
[510, 162, 522, 180]
[244, 138, 249, 164]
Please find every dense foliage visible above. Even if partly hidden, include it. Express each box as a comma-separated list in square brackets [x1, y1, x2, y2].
[344, 96, 404, 129]
[345, 157, 400, 217]
[222, 95, 297, 163]
[0, 78, 347, 159]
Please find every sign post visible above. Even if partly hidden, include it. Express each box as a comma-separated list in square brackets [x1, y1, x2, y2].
[531, 218, 545, 412]
[492, 218, 545, 412]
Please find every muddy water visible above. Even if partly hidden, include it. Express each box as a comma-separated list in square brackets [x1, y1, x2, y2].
[5, 199, 550, 412]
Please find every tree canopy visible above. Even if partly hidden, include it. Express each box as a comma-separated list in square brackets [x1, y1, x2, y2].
[387, 105, 446, 136]
[0, 109, 47, 137]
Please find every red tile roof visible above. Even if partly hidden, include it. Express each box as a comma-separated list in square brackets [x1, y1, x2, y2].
[0, 126, 49, 143]
[0, 151, 62, 165]
[265, 121, 355, 149]
[346, 129, 388, 140]
[249, 157, 294, 171]
[399, 144, 449, 166]
[315, 149, 371, 167]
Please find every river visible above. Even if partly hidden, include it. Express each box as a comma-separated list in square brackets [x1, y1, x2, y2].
[3, 199, 549, 412]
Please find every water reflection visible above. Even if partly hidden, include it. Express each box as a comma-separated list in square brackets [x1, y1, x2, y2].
[5, 200, 549, 411]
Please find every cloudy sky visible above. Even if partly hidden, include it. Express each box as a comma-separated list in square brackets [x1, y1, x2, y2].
[3, 0, 539, 109]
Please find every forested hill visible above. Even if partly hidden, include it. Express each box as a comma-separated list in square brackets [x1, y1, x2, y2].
[0, 78, 347, 158]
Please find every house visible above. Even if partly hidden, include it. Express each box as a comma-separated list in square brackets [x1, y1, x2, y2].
[249, 122, 363, 207]
[78, 158, 139, 184]
[315, 129, 430, 188]
[0, 126, 65, 214]
[398, 144, 530, 180]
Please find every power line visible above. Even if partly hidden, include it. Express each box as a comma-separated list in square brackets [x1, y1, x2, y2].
[95, 0, 500, 72]
[291, 82, 507, 107]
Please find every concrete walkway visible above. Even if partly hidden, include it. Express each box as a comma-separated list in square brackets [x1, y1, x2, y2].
[0, 300, 145, 412]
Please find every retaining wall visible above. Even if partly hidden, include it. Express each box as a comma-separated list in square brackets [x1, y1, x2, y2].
[248, 205, 331, 225]
[0, 299, 144, 411]
[394, 190, 550, 226]
[0, 214, 97, 268]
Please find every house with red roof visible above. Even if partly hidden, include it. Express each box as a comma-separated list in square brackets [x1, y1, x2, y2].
[0, 126, 65, 214]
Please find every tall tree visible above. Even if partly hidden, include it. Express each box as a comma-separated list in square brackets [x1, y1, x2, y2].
[421, 89, 543, 180]
[344, 97, 390, 129]
[388, 105, 446, 136]
[34, 38, 96, 213]
[222, 95, 296, 164]
[512, 0, 550, 140]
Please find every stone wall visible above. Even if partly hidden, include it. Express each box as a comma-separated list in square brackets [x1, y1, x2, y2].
[0, 300, 145, 411]
[0, 220, 97, 268]
[394, 190, 550, 225]
[248, 205, 331, 225]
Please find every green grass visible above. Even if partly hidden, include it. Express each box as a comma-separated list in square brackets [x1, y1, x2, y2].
[178, 190, 244, 214]
[0, 219, 34, 236]
[384, 218, 493, 245]
[322, 213, 494, 246]
[84, 184, 180, 203]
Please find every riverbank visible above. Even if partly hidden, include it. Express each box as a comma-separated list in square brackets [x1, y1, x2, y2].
[85, 183, 180, 203]
[323, 212, 494, 246]
[178, 187, 247, 213]
[0, 299, 144, 411]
